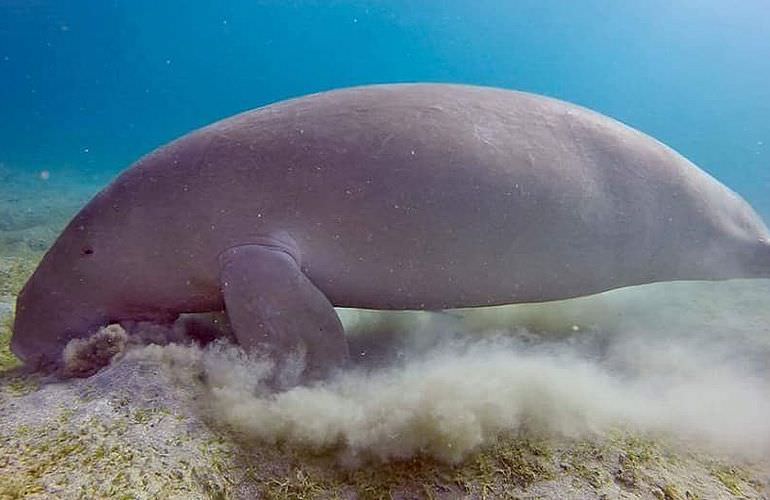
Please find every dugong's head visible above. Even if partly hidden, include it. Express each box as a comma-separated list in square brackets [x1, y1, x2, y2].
[11, 240, 110, 371]
[12, 238, 118, 372]
[10, 189, 192, 372]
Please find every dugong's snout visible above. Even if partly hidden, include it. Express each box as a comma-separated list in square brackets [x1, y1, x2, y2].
[10, 318, 57, 371]
[11, 276, 109, 372]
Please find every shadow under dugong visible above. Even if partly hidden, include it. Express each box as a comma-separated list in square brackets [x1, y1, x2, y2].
[11, 84, 770, 382]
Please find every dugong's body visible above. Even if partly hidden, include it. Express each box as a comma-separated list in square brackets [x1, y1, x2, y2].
[12, 84, 770, 380]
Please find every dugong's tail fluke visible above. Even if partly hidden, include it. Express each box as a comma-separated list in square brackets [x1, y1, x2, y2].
[756, 240, 770, 278]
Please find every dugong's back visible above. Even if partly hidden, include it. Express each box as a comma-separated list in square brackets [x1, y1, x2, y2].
[133, 84, 766, 309]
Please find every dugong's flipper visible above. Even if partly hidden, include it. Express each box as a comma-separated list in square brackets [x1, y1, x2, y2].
[219, 245, 350, 386]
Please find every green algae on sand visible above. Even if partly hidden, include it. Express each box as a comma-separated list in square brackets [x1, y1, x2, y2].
[0, 255, 39, 298]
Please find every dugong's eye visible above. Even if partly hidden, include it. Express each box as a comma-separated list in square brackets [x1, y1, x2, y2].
[81, 246, 94, 256]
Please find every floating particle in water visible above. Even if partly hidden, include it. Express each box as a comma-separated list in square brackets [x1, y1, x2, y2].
[39, 170, 50, 181]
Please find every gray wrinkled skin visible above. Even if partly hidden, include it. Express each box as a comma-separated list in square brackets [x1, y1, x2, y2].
[11, 84, 770, 374]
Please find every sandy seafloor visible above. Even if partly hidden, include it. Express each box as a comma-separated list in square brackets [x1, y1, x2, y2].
[1, 166, 770, 499]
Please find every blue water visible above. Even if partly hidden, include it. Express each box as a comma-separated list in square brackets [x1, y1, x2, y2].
[1, 0, 769, 216]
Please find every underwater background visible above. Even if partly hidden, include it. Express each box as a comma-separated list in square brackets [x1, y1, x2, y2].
[2, 1, 770, 498]
[1, 0, 769, 217]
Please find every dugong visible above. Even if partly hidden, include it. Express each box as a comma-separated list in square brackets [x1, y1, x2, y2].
[11, 84, 770, 380]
